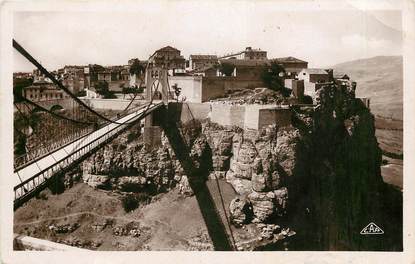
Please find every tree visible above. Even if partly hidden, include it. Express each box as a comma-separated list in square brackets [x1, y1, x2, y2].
[129, 59, 145, 77]
[95, 81, 116, 99]
[218, 62, 235, 77]
[261, 61, 288, 96]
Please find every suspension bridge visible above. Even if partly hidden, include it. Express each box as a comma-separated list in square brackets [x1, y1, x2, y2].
[12, 39, 168, 208]
[12, 39, 236, 251]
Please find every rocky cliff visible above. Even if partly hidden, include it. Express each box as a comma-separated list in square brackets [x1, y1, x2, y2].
[289, 83, 402, 251]
[81, 82, 401, 251]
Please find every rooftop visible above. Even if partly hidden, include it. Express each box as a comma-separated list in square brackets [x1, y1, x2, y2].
[273, 57, 308, 63]
[219, 59, 269, 67]
[155, 46, 180, 53]
[301, 68, 329, 75]
[190, 55, 218, 60]
[333, 71, 350, 79]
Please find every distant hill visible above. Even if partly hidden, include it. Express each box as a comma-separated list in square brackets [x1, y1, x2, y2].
[331, 56, 403, 120]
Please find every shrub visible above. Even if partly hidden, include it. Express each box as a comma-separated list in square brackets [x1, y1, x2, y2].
[121, 193, 151, 213]
[261, 61, 286, 94]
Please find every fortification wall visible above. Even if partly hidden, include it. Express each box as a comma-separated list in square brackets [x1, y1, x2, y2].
[167, 102, 292, 130]
[201, 78, 226, 102]
[202, 77, 264, 99]
[210, 104, 245, 128]
[81, 98, 145, 110]
[244, 105, 261, 130]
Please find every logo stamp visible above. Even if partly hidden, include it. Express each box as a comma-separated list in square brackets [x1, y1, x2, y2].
[360, 222, 384, 235]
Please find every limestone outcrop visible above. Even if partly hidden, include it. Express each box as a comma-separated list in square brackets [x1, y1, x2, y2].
[229, 196, 252, 226]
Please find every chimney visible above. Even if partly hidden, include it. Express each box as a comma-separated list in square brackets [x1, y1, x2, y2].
[246, 47, 252, 51]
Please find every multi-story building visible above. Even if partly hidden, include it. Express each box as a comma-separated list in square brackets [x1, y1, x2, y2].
[84, 64, 131, 93]
[273, 57, 308, 77]
[13, 72, 33, 79]
[298, 68, 331, 101]
[188, 55, 218, 70]
[32, 69, 55, 84]
[22, 81, 69, 101]
[59, 65, 86, 94]
[148, 46, 186, 73]
[298, 68, 330, 83]
[220, 47, 267, 61]
[217, 59, 268, 80]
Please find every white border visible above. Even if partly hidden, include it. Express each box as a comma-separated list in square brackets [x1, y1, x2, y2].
[1, 1, 414, 263]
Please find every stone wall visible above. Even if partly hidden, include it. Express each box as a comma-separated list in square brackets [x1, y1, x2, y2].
[81, 98, 145, 110]
[167, 102, 292, 131]
[210, 105, 245, 128]
[201, 78, 227, 102]
[203, 76, 264, 94]
[166, 102, 210, 123]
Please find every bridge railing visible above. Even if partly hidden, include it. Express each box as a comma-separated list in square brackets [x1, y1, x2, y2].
[14, 101, 147, 171]
[14, 103, 162, 207]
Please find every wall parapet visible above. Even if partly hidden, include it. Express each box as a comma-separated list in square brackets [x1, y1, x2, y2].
[167, 102, 292, 130]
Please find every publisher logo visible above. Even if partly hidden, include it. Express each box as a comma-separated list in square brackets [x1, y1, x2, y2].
[360, 222, 384, 235]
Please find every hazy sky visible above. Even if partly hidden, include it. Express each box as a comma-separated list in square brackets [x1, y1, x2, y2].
[12, 1, 402, 72]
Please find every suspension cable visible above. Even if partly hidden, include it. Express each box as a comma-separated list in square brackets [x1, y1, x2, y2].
[13, 39, 145, 125]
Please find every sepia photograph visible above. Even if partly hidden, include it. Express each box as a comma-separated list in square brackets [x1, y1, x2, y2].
[1, 0, 414, 263]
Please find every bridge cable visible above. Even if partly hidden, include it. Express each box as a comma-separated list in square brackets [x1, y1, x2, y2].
[17, 95, 95, 125]
[13, 39, 143, 125]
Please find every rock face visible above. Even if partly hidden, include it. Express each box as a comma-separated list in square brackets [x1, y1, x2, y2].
[223, 125, 297, 224]
[203, 123, 236, 177]
[82, 121, 212, 196]
[75, 81, 400, 250]
[289, 83, 402, 251]
[82, 174, 110, 189]
[247, 187, 288, 223]
[229, 196, 252, 226]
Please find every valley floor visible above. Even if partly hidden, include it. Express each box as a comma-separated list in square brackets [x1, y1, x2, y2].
[14, 179, 270, 251]
[375, 117, 403, 190]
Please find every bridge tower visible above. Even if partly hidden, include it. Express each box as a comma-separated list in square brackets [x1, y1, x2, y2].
[143, 66, 170, 148]
[145, 67, 169, 105]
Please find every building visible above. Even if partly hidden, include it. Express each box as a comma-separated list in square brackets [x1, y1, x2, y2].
[218, 59, 268, 80]
[13, 72, 33, 79]
[32, 69, 55, 84]
[188, 55, 218, 70]
[84, 64, 130, 93]
[59, 65, 86, 94]
[148, 46, 186, 73]
[284, 79, 305, 99]
[62, 77, 85, 95]
[190, 66, 217, 77]
[220, 47, 267, 61]
[333, 71, 350, 81]
[22, 81, 69, 101]
[298, 68, 330, 83]
[273, 57, 308, 77]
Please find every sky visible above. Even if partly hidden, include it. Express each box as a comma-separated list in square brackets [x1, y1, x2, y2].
[12, 0, 403, 72]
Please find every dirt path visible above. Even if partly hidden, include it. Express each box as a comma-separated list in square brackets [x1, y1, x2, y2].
[14, 211, 140, 226]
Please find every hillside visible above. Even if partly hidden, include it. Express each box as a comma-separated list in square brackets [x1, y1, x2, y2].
[332, 56, 403, 120]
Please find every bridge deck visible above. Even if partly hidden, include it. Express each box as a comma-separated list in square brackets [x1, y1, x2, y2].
[14, 102, 162, 206]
